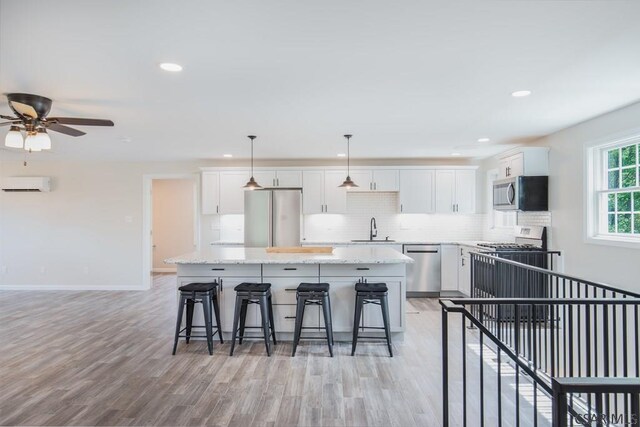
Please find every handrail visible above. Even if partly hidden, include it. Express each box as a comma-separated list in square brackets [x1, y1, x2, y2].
[441, 297, 640, 426]
[471, 252, 640, 298]
[552, 377, 640, 427]
[440, 299, 553, 395]
[445, 297, 640, 305]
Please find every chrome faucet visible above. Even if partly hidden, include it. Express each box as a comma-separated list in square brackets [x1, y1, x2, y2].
[369, 217, 377, 240]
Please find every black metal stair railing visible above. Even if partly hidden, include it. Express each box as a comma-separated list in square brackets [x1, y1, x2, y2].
[441, 298, 640, 427]
[552, 377, 640, 427]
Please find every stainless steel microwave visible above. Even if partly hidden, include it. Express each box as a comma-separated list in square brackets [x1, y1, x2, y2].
[493, 176, 548, 211]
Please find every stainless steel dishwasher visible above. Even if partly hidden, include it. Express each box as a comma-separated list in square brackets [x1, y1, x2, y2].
[403, 244, 441, 297]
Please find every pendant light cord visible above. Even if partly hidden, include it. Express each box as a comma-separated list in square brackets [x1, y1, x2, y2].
[251, 139, 254, 177]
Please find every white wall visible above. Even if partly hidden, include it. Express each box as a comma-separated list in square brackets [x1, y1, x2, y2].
[534, 101, 640, 293]
[0, 160, 205, 290]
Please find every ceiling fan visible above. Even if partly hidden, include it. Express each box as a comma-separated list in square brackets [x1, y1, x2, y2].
[0, 93, 114, 152]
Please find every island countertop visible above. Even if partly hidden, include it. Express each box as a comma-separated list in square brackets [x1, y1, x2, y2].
[166, 246, 413, 265]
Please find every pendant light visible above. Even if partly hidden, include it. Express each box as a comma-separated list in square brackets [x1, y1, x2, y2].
[32, 128, 51, 150]
[243, 135, 262, 190]
[4, 125, 23, 148]
[338, 134, 358, 188]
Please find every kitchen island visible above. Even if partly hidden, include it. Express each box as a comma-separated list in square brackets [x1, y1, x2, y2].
[166, 246, 412, 341]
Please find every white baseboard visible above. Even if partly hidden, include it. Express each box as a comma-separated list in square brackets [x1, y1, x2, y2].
[152, 267, 177, 273]
[0, 283, 149, 291]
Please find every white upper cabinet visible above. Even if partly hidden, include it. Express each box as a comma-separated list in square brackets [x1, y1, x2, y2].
[275, 170, 302, 187]
[347, 169, 399, 191]
[201, 172, 220, 215]
[302, 170, 347, 214]
[323, 171, 348, 213]
[372, 170, 399, 191]
[435, 171, 456, 213]
[302, 170, 324, 214]
[435, 170, 476, 213]
[219, 171, 248, 214]
[347, 171, 374, 191]
[252, 171, 277, 187]
[454, 170, 476, 213]
[255, 170, 303, 187]
[498, 147, 549, 179]
[399, 170, 434, 213]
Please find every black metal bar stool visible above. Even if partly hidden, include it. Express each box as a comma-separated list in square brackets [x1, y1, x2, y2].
[229, 283, 277, 356]
[292, 282, 334, 357]
[172, 282, 223, 355]
[351, 281, 393, 357]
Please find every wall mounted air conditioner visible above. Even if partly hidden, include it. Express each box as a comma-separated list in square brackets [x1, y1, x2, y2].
[1, 177, 51, 192]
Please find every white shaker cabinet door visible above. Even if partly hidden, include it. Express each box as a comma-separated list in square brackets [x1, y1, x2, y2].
[252, 171, 277, 188]
[455, 170, 476, 214]
[323, 171, 348, 213]
[372, 170, 399, 192]
[440, 245, 459, 291]
[399, 169, 434, 213]
[435, 170, 456, 213]
[219, 171, 249, 214]
[201, 172, 220, 215]
[275, 170, 303, 187]
[302, 170, 324, 214]
[346, 170, 373, 191]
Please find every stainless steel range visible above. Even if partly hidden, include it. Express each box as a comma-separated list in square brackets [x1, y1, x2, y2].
[473, 226, 551, 320]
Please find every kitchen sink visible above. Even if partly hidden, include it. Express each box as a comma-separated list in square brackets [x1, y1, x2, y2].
[350, 239, 396, 243]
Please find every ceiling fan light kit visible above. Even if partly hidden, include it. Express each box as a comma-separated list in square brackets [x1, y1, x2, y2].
[1, 93, 114, 157]
[4, 125, 23, 148]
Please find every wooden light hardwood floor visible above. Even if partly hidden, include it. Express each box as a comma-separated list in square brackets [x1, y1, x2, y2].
[0, 274, 541, 426]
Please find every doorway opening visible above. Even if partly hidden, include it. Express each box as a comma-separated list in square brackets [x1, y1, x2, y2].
[143, 175, 199, 288]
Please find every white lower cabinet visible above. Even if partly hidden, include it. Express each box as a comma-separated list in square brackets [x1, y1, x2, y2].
[220, 277, 262, 331]
[320, 276, 405, 332]
[440, 245, 459, 291]
[272, 304, 320, 333]
[458, 246, 471, 296]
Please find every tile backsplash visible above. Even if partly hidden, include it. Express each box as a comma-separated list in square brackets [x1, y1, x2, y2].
[209, 192, 552, 244]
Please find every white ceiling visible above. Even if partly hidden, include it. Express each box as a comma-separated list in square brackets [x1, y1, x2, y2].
[1, 0, 640, 162]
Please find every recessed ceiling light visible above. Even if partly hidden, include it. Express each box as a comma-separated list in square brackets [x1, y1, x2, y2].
[477, 137, 490, 143]
[451, 152, 461, 156]
[159, 63, 183, 72]
[511, 90, 531, 97]
[337, 153, 346, 157]
[223, 154, 233, 158]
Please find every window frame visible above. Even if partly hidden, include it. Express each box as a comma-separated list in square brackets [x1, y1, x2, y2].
[585, 130, 640, 248]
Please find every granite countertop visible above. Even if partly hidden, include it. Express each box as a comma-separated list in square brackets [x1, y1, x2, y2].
[211, 240, 496, 249]
[167, 246, 413, 265]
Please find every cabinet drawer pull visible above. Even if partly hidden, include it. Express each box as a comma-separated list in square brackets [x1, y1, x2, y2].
[283, 267, 297, 271]
[284, 316, 297, 319]
[356, 267, 370, 271]
[211, 268, 225, 271]
[285, 288, 298, 292]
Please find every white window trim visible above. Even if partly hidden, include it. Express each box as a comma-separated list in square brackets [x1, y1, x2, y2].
[584, 129, 640, 249]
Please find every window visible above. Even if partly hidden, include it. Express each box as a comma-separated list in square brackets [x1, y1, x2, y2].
[587, 134, 640, 246]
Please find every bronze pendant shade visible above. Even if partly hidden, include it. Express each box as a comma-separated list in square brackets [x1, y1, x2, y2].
[338, 134, 358, 188]
[243, 135, 262, 190]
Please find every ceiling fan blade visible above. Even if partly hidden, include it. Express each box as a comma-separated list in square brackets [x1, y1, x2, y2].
[0, 122, 16, 127]
[47, 117, 114, 126]
[10, 101, 39, 119]
[0, 114, 19, 121]
[47, 123, 86, 137]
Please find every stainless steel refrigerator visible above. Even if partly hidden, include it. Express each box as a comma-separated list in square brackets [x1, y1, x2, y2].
[244, 189, 302, 247]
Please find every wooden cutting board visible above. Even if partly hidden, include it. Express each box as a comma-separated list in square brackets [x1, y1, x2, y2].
[266, 246, 334, 254]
